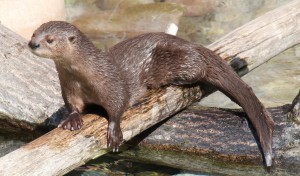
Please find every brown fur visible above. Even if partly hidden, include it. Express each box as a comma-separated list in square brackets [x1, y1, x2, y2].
[29, 21, 274, 166]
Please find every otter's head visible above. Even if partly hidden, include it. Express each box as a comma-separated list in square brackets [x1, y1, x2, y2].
[28, 21, 83, 60]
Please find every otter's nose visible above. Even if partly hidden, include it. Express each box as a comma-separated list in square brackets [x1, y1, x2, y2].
[28, 41, 40, 49]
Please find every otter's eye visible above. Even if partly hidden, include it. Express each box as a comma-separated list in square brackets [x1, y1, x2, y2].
[46, 38, 54, 44]
[68, 36, 76, 43]
[45, 35, 54, 44]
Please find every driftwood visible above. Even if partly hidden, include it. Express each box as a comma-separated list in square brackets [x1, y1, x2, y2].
[0, 0, 300, 175]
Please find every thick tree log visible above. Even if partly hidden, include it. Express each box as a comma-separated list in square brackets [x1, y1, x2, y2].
[127, 104, 300, 173]
[208, 1, 300, 74]
[118, 105, 299, 175]
[0, 23, 62, 133]
[0, 0, 300, 175]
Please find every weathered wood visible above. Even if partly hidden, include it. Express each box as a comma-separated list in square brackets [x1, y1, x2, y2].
[0, 87, 202, 176]
[129, 105, 299, 169]
[208, 0, 300, 74]
[119, 105, 299, 175]
[0, 0, 300, 175]
[0, 23, 63, 132]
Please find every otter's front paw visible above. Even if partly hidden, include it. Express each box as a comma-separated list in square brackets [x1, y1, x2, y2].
[107, 122, 123, 152]
[58, 112, 83, 130]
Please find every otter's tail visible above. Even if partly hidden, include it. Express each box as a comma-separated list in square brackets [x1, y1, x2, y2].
[203, 54, 274, 167]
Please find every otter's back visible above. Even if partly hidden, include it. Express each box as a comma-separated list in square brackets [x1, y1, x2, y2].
[108, 32, 199, 105]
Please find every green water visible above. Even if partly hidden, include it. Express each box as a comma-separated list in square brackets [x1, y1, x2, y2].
[66, 155, 209, 176]
[0, 136, 25, 158]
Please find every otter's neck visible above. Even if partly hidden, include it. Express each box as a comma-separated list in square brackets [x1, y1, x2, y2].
[75, 38, 106, 61]
[55, 40, 116, 81]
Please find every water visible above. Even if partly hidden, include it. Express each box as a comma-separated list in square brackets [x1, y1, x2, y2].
[66, 155, 201, 176]
[0, 136, 24, 157]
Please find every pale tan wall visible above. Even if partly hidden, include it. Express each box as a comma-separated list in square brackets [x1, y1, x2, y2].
[0, 0, 66, 39]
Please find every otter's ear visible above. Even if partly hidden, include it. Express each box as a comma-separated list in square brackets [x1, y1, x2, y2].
[68, 36, 76, 44]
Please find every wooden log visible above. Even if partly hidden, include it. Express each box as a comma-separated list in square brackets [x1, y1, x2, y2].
[0, 87, 202, 176]
[0, 22, 63, 133]
[0, 0, 300, 175]
[129, 104, 300, 170]
[119, 105, 299, 175]
[208, 0, 300, 76]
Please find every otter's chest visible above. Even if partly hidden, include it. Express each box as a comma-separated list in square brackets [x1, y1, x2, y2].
[76, 80, 100, 104]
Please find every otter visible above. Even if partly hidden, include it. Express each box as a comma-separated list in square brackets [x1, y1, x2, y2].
[28, 21, 274, 166]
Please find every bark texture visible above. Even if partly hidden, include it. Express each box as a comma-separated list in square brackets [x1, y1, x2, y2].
[120, 105, 299, 175]
[132, 105, 299, 167]
[0, 23, 62, 133]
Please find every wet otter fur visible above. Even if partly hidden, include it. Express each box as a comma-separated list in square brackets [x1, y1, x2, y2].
[28, 21, 274, 166]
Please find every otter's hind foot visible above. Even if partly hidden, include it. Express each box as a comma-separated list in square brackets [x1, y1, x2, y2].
[265, 151, 273, 167]
[107, 121, 123, 152]
[58, 112, 83, 130]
